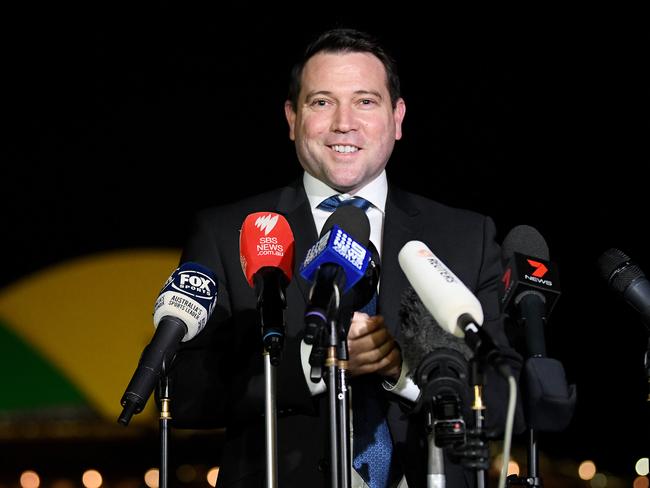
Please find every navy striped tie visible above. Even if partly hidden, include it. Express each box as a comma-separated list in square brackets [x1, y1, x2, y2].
[317, 195, 373, 213]
[317, 195, 395, 488]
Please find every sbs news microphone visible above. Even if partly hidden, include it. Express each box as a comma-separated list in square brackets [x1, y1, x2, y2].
[118, 262, 218, 426]
[299, 205, 376, 344]
[597, 248, 650, 329]
[500, 225, 561, 358]
[239, 212, 295, 365]
[398, 240, 510, 376]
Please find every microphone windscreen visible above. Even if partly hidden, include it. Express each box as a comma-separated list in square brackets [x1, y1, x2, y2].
[152, 262, 218, 341]
[399, 286, 472, 370]
[239, 212, 295, 287]
[597, 248, 646, 294]
[321, 205, 370, 245]
[502, 224, 549, 260]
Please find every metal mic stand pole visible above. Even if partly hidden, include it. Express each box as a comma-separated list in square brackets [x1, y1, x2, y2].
[527, 429, 541, 486]
[470, 358, 487, 488]
[506, 431, 542, 487]
[158, 359, 172, 488]
[425, 409, 445, 488]
[326, 295, 342, 488]
[258, 269, 288, 488]
[263, 350, 278, 488]
[645, 337, 650, 402]
[336, 305, 353, 488]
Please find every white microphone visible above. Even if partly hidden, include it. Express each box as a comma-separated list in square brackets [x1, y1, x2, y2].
[398, 240, 483, 338]
[399, 240, 517, 488]
[398, 240, 509, 373]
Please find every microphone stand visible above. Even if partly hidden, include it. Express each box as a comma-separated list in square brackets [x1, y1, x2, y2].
[256, 268, 288, 488]
[425, 411, 446, 488]
[308, 288, 343, 488]
[645, 337, 650, 402]
[335, 300, 353, 488]
[326, 303, 342, 488]
[505, 356, 575, 488]
[263, 350, 278, 488]
[307, 283, 353, 488]
[469, 358, 487, 488]
[158, 361, 172, 488]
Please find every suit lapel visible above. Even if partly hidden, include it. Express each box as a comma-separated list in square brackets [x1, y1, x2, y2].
[275, 180, 318, 306]
[379, 185, 420, 337]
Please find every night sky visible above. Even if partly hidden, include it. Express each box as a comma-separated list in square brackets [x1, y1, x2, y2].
[4, 7, 649, 480]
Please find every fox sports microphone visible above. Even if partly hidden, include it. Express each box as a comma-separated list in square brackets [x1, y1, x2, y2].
[501, 225, 561, 358]
[299, 205, 372, 343]
[118, 262, 218, 426]
[240, 212, 295, 364]
[398, 240, 508, 372]
[597, 248, 650, 329]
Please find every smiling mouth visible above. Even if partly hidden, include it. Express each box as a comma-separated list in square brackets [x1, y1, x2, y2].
[329, 144, 360, 154]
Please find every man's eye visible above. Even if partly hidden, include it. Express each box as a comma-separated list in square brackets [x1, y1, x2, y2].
[311, 99, 328, 107]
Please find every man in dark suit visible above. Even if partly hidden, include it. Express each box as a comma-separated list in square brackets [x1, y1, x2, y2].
[168, 28, 522, 487]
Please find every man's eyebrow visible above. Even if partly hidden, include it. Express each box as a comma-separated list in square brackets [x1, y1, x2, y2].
[304, 90, 384, 100]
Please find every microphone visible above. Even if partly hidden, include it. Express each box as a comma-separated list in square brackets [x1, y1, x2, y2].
[299, 205, 373, 344]
[397, 240, 508, 373]
[500, 225, 561, 357]
[399, 286, 475, 487]
[399, 241, 516, 484]
[239, 212, 295, 365]
[597, 248, 650, 329]
[399, 285, 472, 428]
[501, 226, 575, 432]
[118, 262, 218, 426]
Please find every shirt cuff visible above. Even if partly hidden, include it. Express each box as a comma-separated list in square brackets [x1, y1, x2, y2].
[382, 358, 420, 402]
[301, 340, 327, 396]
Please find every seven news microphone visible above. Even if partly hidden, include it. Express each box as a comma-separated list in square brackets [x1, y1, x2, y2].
[500, 225, 560, 359]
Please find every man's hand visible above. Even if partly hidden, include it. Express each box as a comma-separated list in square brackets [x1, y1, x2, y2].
[347, 312, 401, 381]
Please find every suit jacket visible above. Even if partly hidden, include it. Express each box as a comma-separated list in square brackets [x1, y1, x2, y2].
[167, 178, 522, 487]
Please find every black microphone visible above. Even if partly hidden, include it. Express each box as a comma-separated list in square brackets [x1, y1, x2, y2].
[502, 225, 575, 432]
[597, 248, 650, 329]
[118, 262, 218, 426]
[299, 205, 373, 344]
[501, 225, 561, 358]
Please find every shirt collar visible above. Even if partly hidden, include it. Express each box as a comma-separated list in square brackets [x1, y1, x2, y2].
[303, 170, 388, 213]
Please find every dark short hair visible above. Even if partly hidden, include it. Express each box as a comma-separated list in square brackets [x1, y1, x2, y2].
[287, 28, 401, 110]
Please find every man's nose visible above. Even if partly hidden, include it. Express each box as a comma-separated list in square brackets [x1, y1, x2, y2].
[331, 104, 357, 133]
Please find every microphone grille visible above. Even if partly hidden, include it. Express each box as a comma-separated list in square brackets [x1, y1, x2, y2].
[321, 205, 370, 246]
[502, 224, 549, 260]
[597, 248, 646, 293]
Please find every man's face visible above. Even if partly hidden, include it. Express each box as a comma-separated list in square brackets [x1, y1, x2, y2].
[285, 51, 406, 194]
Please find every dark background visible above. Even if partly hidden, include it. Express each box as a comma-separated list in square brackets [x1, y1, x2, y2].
[3, 6, 648, 482]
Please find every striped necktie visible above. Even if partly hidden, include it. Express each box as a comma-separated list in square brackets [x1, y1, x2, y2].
[317, 195, 373, 213]
[317, 194, 396, 488]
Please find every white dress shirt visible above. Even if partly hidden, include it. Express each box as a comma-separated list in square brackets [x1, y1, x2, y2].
[300, 171, 418, 487]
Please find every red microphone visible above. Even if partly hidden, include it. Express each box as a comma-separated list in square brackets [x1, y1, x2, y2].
[239, 212, 295, 364]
